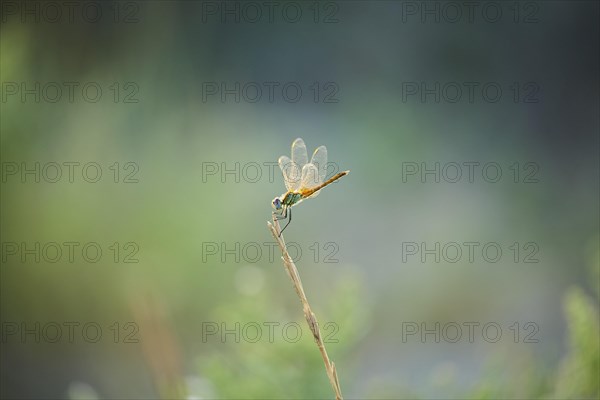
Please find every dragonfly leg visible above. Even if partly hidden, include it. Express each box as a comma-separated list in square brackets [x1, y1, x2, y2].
[273, 207, 287, 221]
[279, 207, 292, 236]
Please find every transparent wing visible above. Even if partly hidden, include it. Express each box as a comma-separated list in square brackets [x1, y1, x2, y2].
[310, 145, 328, 185]
[305, 146, 328, 198]
[278, 156, 292, 190]
[279, 155, 302, 191]
[300, 163, 320, 191]
[291, 138, 308, 170]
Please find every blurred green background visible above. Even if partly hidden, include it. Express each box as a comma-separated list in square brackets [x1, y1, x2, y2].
[1, 1, 598, 399]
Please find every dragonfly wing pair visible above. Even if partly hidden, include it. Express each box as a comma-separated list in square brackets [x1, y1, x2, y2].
[278, 138, 328, 197]
[272, 137, 348, 236]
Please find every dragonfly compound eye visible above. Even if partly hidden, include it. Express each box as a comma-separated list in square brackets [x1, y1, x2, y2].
[272, 197, 282, 210]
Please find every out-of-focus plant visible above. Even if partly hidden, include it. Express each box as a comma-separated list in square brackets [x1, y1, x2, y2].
[194, 275, 369, 399]
[193, 242, 599, 399]
[554, 286, 599, 398]
[469, 240, 599, 400]
[552, 237, 599, 399]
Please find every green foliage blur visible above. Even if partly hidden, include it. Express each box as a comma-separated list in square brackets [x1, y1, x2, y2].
[197, 277, 367, 398]
[194, 260, 599, 399]
[1, 2, 598, 399]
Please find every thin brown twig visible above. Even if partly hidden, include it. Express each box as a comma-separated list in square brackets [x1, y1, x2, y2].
[267, 216, 343, 400]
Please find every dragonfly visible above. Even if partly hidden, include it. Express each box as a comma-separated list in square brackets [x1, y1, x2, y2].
[272, 138, 349, 235]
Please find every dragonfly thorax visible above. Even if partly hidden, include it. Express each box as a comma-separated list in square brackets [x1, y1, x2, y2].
[282, 191, 303, 207]
[272, 192, 303, 211]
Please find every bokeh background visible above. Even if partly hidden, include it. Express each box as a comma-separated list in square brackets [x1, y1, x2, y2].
[1, 1, 598, 399]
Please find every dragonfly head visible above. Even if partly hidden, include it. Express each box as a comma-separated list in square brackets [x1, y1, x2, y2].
[272, 197, 283, 211]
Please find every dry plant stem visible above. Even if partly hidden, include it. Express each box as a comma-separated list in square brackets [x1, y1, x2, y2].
[267, 217, 343, 400]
